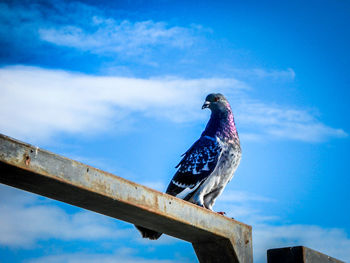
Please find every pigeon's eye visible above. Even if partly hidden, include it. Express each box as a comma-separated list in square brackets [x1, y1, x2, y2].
[214, 97, 219, 102]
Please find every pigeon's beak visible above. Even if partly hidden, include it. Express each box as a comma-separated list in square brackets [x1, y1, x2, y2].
[202, 101, 210, 109]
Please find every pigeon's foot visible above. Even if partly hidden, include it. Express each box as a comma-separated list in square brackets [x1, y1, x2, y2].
[217, 211, 226, 215]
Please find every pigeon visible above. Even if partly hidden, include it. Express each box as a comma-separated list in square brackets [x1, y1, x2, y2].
[136, 93, 241, 240]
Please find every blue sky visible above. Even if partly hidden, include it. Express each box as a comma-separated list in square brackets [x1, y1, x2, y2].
[0, 0, 349, 262]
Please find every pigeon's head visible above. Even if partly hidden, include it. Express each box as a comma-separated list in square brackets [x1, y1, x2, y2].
[202, 93, 230, 112]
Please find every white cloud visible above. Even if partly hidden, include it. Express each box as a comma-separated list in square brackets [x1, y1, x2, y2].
[0, 1, 200, 60]
[0, 185, 131, 248]
[0, 65, 346, 144]
[0, 65, 245, 143]
[39, 19, 196, 56]
[236, 101, 347, 142]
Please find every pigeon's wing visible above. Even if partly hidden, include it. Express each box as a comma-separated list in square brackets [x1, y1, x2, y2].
[166, 136, 222, 199]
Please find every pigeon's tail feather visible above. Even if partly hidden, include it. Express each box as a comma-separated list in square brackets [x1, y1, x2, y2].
[135, 225, 162, 240]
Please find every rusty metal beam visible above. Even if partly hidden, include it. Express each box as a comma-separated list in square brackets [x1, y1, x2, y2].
[267, 246, 344, 263]
[0, 134, 252, 263]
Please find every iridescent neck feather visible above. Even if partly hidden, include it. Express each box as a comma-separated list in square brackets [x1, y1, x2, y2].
[201, 104, 239, 143]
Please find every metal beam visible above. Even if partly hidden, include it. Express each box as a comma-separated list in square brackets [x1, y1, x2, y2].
[267, 246, 344, 263]
[0, 134, 252, 263]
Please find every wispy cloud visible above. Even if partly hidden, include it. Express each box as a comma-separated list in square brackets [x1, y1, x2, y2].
[0, 0, 200, 63]
[0, 65, 245, 143]
[0, 185, 131, 248]
[39, 19, 197, 56]
[237, 101, 347, 142]
[0, 65, 345, 144]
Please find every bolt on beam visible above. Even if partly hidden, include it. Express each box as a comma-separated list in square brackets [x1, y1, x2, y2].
[0, 134, 252, 263]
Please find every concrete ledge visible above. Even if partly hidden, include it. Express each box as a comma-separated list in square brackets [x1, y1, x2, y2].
[267, 246, 344, 263]
[0, 134, 252, 263]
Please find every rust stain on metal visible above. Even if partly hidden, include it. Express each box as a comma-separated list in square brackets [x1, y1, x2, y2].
[153, 195, 159, 209]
